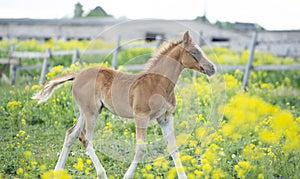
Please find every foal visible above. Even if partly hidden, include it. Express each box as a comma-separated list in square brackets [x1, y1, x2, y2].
[33, 31, 216, 179]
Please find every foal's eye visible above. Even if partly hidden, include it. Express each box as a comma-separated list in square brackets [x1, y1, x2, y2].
[190, 49, 199, 55]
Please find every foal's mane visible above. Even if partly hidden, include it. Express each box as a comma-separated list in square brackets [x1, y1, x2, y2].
[146, 39, 183, 69]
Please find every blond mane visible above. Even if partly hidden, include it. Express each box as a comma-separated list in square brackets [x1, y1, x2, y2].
[146, 39, 183, 69]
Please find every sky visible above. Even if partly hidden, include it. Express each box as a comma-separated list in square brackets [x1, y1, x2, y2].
[0, 0, 299, 30]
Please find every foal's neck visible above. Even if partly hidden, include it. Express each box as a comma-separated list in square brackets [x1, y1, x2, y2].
[147, 49, 184, 85]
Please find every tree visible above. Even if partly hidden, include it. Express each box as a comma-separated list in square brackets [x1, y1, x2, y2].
[74, 2, 84, 18]
[86, 6, 112, 18]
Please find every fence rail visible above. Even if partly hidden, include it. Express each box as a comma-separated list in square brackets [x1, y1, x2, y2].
[0, 32, 300, 88]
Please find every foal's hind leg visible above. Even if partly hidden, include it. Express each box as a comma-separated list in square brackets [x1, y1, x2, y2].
[79, 109, 108, 179]
[54, 113, 84, 171]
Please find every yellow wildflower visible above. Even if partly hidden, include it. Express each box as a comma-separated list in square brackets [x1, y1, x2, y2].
[21, 119, 26, 125]
[86, 159, 92, 165]
[73, 158, 84, 171]
[24, 151, 32, 158]
[16, 168, 23, 175]
[39, 164, 47, 173]
[19, 130, 26, 135]
[212, 168, 227, 179]
[7, 101, 21, 109]
[234, 161, 251, 179]
[25, 85, 30, 91]
[258, 173, 264, 179]
[145, 164, 152, 171]
[196, 127, 206, 139]
[187, 173, 196, 179]
[42, 169, 71, 179]
[31, 84, 42, 90]
[259, 129, 280, 144]
[202, 163, 212, 173]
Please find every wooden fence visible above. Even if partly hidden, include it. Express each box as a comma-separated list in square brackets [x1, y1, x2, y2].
[0, 32, 299, 89]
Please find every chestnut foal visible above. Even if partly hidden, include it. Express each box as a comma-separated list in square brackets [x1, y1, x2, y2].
[33, 31, 216, 179]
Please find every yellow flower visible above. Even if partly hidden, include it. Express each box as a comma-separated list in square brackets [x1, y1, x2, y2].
[21, 119, 26, 125]
[73, 158, 84, 170]
[271, 110, 293, 132]
[258, 173, 264, 179]
[238, 161, 250, 169]
[145, 164, 152, 171]
[194, 169, 203, 176]
[167, 167, 177, 179]
[24, 151, 32, 158]
[179, 121, 188, 128]
[196, 114, 205, 122]
[153, 156, 169, 170]
[46, 65, 64, 79]
[85, 168, 90, 175]
[202, 163, 212, 173]
[187, 173, 195, 179]
[7, 101, 21, 109]
[234, 161, 251, 179]
[31, 84, 42, 90]
[259, 129, 280, 144]
[181, 155, 193, 162]
[86, 159, 92, 165]
[25, 85, 30, 91]
[196, 127, 206, 139]
[39, 164, 47, 173]
[212, 168, 227, 179]
[16, 168, 23, 175]
[142, 173, 155, 179]
[19, 130, 26, 135]
[42, 169, 71, 179]
[260, 83, 274, 89]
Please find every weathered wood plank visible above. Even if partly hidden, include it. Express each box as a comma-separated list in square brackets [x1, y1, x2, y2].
[12, 52, 49, 59]
[18, 65, 42, 70]
[254, 64, 300, 70]
[0, 59, 20, 65]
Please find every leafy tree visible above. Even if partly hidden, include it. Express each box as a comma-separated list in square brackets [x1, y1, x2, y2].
[195, 15, 210, 24]
[74, 2, 84, 18]
[86, 6, 112, 18]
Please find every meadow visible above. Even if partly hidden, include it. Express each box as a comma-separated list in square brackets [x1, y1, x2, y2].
[0, 39, 300, 179]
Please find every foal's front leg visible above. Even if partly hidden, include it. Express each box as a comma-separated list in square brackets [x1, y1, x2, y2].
[158, 114, 187, 179]
[124, 116, 149, 179]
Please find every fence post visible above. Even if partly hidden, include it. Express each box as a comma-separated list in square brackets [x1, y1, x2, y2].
[9, 45, 17, 85]
[40, 48, 51, 84]
[112, 35, 121, 69]
[242, 31, 258, 90]
[155, 35, 163, 49]
[72, 48, 80, 64]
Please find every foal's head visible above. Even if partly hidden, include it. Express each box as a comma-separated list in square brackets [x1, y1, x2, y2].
[179, 31, 216, 76]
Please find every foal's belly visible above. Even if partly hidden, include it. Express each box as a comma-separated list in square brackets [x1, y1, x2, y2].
[102, 101, 134, 119]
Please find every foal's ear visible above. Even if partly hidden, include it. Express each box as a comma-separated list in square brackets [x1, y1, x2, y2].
[182, 31, 192, 45]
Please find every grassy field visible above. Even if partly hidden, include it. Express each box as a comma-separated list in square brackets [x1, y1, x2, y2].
[0, 39, 300, 179]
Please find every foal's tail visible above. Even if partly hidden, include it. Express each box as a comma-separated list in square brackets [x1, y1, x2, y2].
[32, 74, 76, 104]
